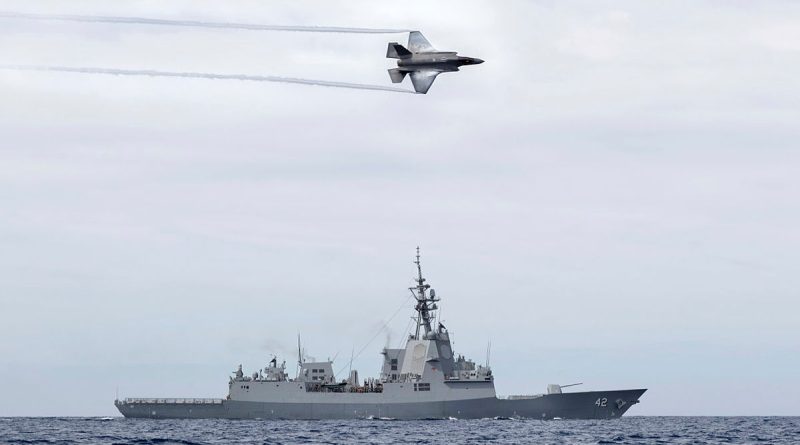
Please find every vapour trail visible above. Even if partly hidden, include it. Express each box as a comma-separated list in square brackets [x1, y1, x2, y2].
[0, 11, 412, 34]
[0, 65, 416, 94]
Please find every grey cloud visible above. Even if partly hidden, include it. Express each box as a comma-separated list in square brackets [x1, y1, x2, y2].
[1, 0, 799, 416]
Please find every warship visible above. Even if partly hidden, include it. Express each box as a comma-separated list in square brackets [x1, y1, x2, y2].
[115, 249, 646, 420]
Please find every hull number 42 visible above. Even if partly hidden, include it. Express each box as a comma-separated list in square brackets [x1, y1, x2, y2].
[595, 398, 608, 407]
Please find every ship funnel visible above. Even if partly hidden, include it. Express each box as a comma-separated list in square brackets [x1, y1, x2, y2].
[348, 370, 359, 387]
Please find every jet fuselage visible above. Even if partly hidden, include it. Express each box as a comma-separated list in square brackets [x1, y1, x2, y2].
[396, 53, 483, 73]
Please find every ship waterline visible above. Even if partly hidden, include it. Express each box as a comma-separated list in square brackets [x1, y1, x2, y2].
[115, 249, 646, 420]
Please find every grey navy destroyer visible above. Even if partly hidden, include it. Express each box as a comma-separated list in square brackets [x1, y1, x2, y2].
[116, 249, 646, 420]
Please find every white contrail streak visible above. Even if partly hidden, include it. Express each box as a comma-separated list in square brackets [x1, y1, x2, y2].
[0, 11, 412, 34]
[0, 64, 417, 94]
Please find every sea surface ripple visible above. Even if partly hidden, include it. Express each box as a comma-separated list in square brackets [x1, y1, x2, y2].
[1, 416, 798, 444]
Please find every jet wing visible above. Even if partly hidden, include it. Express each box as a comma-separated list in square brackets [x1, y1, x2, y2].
[409, 70, 440, 94]
[408, 31, 436, 53]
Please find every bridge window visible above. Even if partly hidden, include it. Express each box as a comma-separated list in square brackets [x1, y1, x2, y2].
[413, 383, 430, 392]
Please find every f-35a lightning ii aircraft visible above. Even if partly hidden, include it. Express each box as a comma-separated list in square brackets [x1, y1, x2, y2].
[386, 31, 483, 94]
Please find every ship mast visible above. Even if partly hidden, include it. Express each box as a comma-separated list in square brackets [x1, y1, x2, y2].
[410, 247, 439, 340]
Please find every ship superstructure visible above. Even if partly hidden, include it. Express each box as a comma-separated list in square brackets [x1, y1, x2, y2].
[115, 249, 645, 419]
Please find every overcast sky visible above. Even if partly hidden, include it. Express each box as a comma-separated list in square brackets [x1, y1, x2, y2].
[1, 0, 799, 416]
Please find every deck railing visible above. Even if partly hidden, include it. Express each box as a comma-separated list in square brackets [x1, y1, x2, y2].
[118, 398, 223, 405]
[500, 394, 544, 400]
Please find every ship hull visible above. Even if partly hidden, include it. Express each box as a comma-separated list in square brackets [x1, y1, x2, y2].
[115, 389, 646, 420]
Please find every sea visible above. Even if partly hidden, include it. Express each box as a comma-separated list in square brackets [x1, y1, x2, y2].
[1, 417, 798, 444]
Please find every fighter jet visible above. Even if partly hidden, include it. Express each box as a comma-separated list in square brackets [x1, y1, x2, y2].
[386, 31, 483, 94]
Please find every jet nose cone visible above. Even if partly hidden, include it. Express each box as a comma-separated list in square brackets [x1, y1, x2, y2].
[472, 58, 484, 64]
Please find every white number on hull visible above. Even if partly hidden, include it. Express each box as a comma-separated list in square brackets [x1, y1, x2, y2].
[595, 397, 608, 407]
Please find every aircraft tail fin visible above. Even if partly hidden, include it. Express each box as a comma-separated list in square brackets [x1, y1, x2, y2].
[388, 68, 407, 83]
[386, 42, 412, 59]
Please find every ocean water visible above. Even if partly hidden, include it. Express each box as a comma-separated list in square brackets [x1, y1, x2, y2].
[1, 416, 798, 444]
